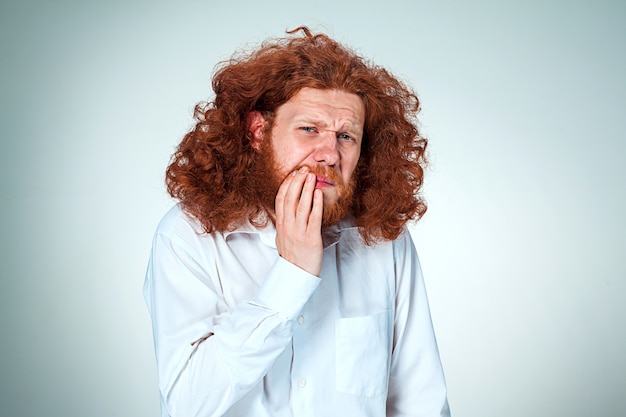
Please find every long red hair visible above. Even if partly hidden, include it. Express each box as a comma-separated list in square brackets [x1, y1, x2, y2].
[166, 27, 427, 244]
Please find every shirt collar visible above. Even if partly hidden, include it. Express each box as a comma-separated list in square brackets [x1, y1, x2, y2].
[224, 213, 357, 249]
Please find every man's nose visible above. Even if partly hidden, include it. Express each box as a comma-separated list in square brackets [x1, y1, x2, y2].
[313, 131, 339, 165]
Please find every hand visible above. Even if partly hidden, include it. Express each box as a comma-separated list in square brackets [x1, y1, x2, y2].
[275, 166, 324, 276]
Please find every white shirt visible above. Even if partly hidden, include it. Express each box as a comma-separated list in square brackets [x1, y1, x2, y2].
[143, 204, 450, 417]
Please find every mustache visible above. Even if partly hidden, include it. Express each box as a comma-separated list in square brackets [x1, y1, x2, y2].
[296, 165, 343, 185]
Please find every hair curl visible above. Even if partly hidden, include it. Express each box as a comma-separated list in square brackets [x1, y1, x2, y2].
[166, 27, 427, 244]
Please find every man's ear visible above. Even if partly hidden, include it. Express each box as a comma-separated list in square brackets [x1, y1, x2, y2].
[247, 111, 266, 152]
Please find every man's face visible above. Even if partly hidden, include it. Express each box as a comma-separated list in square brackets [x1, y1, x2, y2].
[263, 88, 365, 223]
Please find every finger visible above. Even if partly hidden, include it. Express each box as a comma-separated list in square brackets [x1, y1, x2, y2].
[282, 167, 309, 224]
[307, 188, 323, 232]
[275, 170, 297, 225]
[295, 172, 316, 226]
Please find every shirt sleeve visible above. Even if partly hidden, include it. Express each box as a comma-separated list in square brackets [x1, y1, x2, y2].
[143, 226, 320, 417]
[386, 230, 451, 417]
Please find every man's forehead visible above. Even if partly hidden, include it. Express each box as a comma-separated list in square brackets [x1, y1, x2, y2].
[280, 88, 365, 124]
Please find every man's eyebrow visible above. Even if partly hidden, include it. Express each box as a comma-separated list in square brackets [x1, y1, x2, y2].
[292, 117, 362, 133]
[334, 122, 363, 135]
[292, 116, 327, 126]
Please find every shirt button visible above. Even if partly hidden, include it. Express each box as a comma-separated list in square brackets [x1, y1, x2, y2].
[298, 378, 307, 388]
[297, 315, 304, 325]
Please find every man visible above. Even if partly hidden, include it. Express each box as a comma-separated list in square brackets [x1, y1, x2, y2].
[144, 27, 450, 417]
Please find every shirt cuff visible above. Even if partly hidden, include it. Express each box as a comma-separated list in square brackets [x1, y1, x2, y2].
[254, 257, 321, 319]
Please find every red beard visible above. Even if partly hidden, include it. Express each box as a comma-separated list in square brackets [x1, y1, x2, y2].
[249, 141, 356, 227]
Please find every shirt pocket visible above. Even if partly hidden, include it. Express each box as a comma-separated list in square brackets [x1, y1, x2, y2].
[335, 310, 391, 397]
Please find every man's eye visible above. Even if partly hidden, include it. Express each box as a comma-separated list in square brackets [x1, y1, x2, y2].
[301, 127, 317, 133]
[338, 133, 354, 141]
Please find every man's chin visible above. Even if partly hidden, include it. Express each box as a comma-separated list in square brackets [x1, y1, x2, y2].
[321, 199, 349, 227]
[320, 180, 356, 226]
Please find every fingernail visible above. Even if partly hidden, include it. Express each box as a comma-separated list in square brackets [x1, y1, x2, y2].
[306, 173, 314, 182]
[299, 166, 308, 173]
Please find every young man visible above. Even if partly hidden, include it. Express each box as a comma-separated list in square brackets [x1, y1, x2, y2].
[144, 27, 450, 417]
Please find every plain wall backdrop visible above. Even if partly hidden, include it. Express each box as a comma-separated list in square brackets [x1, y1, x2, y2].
[1, 1, 624, 416]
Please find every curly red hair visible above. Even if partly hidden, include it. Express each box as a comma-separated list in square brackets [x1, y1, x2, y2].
[166, 27, 427, 244]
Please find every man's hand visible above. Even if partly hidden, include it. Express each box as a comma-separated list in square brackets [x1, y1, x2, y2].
[275, 166, 324, 276]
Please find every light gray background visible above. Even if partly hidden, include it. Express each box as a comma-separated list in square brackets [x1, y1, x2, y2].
[1, 1, 624, 416]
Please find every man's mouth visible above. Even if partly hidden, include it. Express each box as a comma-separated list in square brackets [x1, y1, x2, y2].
[315, 176, 335, 188]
